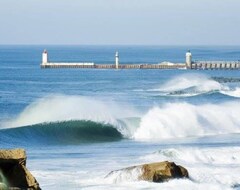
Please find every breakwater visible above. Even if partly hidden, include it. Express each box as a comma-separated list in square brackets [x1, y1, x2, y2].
[40, 63, 186, 69]
[40, 50, 240, 70]
[40, 62, 240, 70]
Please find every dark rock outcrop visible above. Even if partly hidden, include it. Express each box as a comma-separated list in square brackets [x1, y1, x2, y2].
[140, 161, 189, 182]
[106, 161, 189, 183]
[0, 149, 41, 190]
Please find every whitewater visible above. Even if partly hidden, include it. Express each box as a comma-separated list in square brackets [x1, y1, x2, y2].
[0, 46, 240, 189]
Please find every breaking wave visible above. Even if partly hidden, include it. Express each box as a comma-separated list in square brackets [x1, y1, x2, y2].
[1, 95, 240, 144]
[2, 95, 139, 136]
[134, 101, 240, 140]
[149, 74, 240, 98]
[0, 95, 140, 145]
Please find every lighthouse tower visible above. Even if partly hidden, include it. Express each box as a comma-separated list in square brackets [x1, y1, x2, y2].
[186, 50, 192, 69]
[42, 49, 48, 64]
[115, 51, 119, 69]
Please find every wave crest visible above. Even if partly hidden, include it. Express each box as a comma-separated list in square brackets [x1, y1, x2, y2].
[3, 95, 139, 137]
[2, 95, 240, 143]
[149, 74, 240, 98]
[134, 101, 240, 139]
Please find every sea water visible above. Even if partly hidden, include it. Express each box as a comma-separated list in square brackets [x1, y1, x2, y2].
[0, 45, 240, 189]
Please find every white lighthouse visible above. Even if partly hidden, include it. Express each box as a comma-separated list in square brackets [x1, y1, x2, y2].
[42, 49, 48, 64]
[186, 50, 192, 69]
[115, 51, 119, 69]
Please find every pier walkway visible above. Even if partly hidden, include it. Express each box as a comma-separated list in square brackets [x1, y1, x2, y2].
[40, 50, 240, 70]
[41, 63, 186, 69]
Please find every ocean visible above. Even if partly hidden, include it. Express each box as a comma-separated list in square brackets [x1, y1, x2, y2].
[0, 45, 240, 189]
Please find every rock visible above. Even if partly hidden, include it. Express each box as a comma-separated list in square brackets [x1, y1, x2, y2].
[141, 161, 189, 182]
[106, 161, 189, 183]
[0, 149, 26, 164]
[0, 149, 41, 190]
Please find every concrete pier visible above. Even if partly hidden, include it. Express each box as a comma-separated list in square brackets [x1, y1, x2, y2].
[40, 49, 240, 70]
[41, 63, 95, 69]
[41, 61, 240, 70]
[41, 63, 186, 69]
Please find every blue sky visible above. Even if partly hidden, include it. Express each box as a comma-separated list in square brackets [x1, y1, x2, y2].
[0, 0, 240, 45]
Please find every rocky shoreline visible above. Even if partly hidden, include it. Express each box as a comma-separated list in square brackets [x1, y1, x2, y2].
[0, 149, 189, 189]
[0, 149, 41, 190]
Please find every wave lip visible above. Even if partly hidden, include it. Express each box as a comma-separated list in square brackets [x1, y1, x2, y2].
[0, 120, 123, 145]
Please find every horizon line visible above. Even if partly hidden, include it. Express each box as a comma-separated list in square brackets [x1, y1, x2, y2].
[0, 44, 240, 47]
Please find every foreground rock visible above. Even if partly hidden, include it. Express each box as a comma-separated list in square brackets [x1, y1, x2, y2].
[0, 149, 41, 190]
[106, 161, 189, 183]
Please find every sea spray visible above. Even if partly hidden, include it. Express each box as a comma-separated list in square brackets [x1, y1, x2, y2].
[147, 74, 240, 98]
[141, 147, 240, 165]
[139, 146, 240, 188]
[3, 95, 139, 136]
[2, 95, 240, 143]
[134, 101, 240, 139]
[154, 74, 224, 92]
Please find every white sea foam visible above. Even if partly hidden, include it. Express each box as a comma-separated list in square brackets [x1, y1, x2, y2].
[75, 146, 240, 189]
[30, 145, 240, 190]
[105, 167, 143, 183]
[134, 101, 240, 139]
[141, 147, 240, 165]
[140, 147, 240, 189]
[221, 87, 240, 98]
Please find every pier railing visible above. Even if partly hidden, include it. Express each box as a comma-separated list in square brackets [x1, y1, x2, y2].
[41, 63, 186, 69]
[40, 62, 240, 70]
[192, 61, 240, 70]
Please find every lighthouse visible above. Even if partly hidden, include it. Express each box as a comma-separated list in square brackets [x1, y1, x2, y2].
[186, 50, 192, 69]
[42, 49, 48, 64]
[115, 51, 119, 69]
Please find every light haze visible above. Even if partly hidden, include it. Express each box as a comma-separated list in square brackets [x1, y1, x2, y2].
[0, 0, 240, 45]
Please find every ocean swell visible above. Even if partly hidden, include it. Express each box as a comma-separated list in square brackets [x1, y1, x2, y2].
[0, 120, 123, 145]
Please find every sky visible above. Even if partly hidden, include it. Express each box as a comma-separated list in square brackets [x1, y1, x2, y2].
[0, 0, 240, 45]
